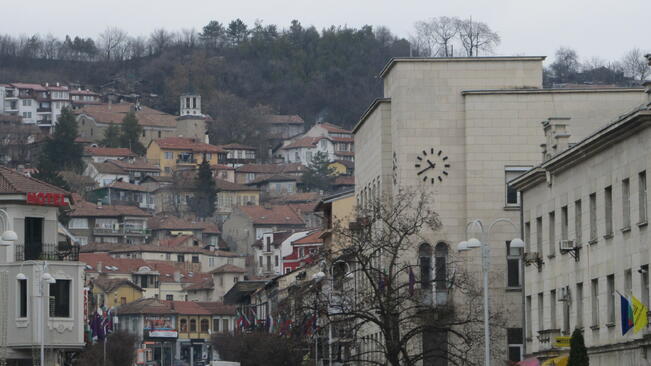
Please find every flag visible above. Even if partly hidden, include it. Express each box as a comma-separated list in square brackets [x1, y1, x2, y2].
[408, 267, 416, 296]
[621, 294, 634, 335]
[632, 295, 648, 333]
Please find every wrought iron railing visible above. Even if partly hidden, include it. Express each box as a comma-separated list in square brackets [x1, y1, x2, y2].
[14, 242, 80, 261]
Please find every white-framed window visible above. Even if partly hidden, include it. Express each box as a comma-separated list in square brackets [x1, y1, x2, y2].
[164, 152, 174, 160]
[320, 139, 327, 149]
[17, 278, 28, 318]
[68, 218, 89, 229]
[77, 237, 88, 246]
[639, 171, 647, 223]
[22, 99, 31, 106]
[623, 178, 631, 228]
[49, 279, 71, 318]
[506, 241, 522, 288]
[306, 151, 313, 162]
[505, 166, 531, 207]
[205, 153, 212, 161]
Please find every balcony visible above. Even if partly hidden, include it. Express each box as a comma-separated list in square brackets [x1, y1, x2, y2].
[176, 158, 197, 165]
[37, 107, 52, 113]
[4, 103, 18, 111]
[14, 242, 80, 261]
[37, 119, 53, 126]
[4, 91, 17, 99]
[124, 226, 150, 236]
[93, 226, 123, 235]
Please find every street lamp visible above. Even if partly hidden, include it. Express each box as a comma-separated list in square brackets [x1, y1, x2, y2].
[457, 218, 524, 366]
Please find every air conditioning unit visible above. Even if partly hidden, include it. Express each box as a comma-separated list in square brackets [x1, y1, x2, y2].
[559, 240, 575, 252]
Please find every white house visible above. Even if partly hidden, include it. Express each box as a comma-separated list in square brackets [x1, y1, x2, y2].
[83, 161, 130, 187]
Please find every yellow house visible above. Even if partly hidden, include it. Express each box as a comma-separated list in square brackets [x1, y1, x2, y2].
[328, 159, 354, 176]
[91, 275, 144, 308]
[215, 179, 260, 221]
[175, 302, 214, 340]
[316, 189, 356, 253]
[146, 137, 226, 176]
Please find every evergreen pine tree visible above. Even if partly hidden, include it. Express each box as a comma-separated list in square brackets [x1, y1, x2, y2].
[34, 107, 82, 188]
[191, 156, 217, 218]
[301, 151, 336, 193]
[101, 123, 121, 147]
[119, 110, 145, 155]
[568, 328, 589, 366]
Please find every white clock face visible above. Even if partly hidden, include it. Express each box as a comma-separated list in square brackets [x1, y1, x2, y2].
[414, 148, 450, 184]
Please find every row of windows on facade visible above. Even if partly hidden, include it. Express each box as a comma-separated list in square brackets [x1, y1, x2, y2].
[357, 177, 380, 211]
[122, 317, 232, 334]
[164, 152, 213, 161]
[526, 267, 650, 339]
[18, 279, 71, 319]
[227, 150, 255, 159]
[524, 171, 647, 255]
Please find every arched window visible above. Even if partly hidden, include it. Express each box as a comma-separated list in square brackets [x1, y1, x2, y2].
[419, 243, 433, 289]
[190, 319, 197, 332]
[200, 319, 209, 333]
[434, 242, 449, 290]
[180, 318, 188, 332]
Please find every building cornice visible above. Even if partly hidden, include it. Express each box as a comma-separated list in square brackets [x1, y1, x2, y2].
[462, 87, 644, 96]
[353, 98, 391, 134]
[379, 56, 546, 79]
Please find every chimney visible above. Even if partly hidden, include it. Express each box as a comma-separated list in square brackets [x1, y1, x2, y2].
[97, 200, 102, 208]
[173, 271, 181, 282]
[56, 82, 60, 87]
[541, 117, 571, 161]
[204, 132, 209, 145]
[45, 82, 49, 87]
[98, 261, 103, 273]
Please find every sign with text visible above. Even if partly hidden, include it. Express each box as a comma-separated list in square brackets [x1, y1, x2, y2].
[144, 315, 175, 330]
[26, 192, 67, 207]
[553, 336, 571, 348]
[149, 330, 178, 338]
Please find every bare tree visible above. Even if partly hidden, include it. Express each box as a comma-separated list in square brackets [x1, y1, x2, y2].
[98, 26, 128, 61]
[305, 189, 497, 366]
[456, 17, 500, 57]
[413, 17, 459, 57]
[41, 33, 60, 60]
[621, 48, 650, 81]
[179, 28, 198, 48]
[550, 47, 580, 83]
[149, 28, 173, 55]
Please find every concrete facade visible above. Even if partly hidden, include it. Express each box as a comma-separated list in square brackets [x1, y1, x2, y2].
[512, 99, 651, 365]
[353, 56, 648, 365]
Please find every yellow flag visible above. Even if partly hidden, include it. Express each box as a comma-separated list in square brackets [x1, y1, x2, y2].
[632, 295, 648, 333]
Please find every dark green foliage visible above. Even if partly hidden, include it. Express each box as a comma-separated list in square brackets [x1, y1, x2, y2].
[191, 157, 217, 218]
[73, 331, 138, 366]
[212, 332, 306, 366]
[302, 151, 336, 193]
[568, 328, 589, 366]
[119, 111, 145, 155]
[101, 123, 121, 147]
[34, 108, 82, 188]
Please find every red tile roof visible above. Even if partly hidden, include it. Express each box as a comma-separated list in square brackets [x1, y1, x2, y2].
[332, 160, 354, 169]
[165, 300, 213, 315]
[90, 162, 128, 175]
[11, 82, 47, 91]
[236, 163, 305, 174]
[154, 137, 224, 153]
[330, 136, 354, 143]
[103, 181, 155, 192]
[69, 201, 151, 217]
[334, 151, 355, 157]
[238, 205, 305, 225]
[218, 143, 256, 150]
[247, 174, 298, 185]
[210, 264, 247, 274]
[292, 230, 324, 245]
[70, 89, 99, 96]
[93, 276, 143, 292]
[281, 137, 326, 150]
[317, 122, 352, 134]
[118, 298, 235, 315]
[184, 278, 214, 291]
[147, 216, 221, 234]
[269, 192, 322, 204]
[0, 165, 70, 196]
[334, 176, 355, 186]
[263, 114, 305, 125]
[108, 159, 159, 172]
[76, 103, 179, 128]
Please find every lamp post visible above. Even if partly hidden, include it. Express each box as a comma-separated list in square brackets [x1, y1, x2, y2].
[457, 218, 525, 366]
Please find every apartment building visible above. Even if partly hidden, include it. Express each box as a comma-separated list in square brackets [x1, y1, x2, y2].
[278, 122, 355, 165]
[512, 95, 651, 364]
[218, 143, 257, 166]
[0, 82, 72, 131]
[0, 166, 85, 365]
[146, 137, 226, 176]
[67, 200, 151, 245]
[253, 231, 291, 277]
[353, 56, 648, 365]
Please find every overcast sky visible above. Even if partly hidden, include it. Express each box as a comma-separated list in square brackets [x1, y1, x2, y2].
[5, 0, 650, 63]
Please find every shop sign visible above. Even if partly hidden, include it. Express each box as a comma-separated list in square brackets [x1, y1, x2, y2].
[144, 315, 174, 330]
[26, 192, 67, 206]
[149, 330, 178, 338]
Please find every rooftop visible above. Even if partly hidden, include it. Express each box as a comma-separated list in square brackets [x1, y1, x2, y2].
[210, 264, 247, 274]
[262, 114, 305, 125]
[236, 163, 306, 174]
[215, 179, 259, 192]
[83, 147, 135, 157]
[238, 205, 305, 226]
[69, 201, 151, 217]
[76, 103, 178, 128]
[0, 165, 70, 196]
[153, 137, 225, 153]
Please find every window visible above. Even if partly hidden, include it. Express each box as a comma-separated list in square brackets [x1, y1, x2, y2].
[419, 243, 433, 289]
[434, 243, 448, 290]
[576, 282, 583, 329]
[536, 217, 543, 254]
[233, 276, 239, 283]
[538, 293, 544, 332]
[166, 295, 173, 301]
[219, 276, 224, 286]
[121, 297, 126, 305]
[607, 274, 615, 324]
[506, 241, 522, 288]
[524, 222, 531, 253]
[158, 131, 161, 138]
[575, 200, 582, 245]
[526, 296, 532, 337]
[259, 256, 263, 267]
[18, 279, 27, 318]
[589, 193, 597, 242]
[623, 178, 631, 228]
[548, 211, 555, 256]
[625, 269, 633, 296]
[266, 256, 271, 271]
[192, 256, 199, 263]
[550, 289, 557, 329]
[592, 278, 599, 326]
[142, 130, 146, 137]
[605, 186, 613, 236]
[642, 265, 650, 307]
[205, 153, 212, 161]
[294, 152, 299, 161]
[507, 328, 523, 362]
[562, 287, 570, 334]
[190, 319, 197, 332]
[320, 140, 327, 149]
[213, 319, 220, 332]
[222, 319, 229, 332]
[49, 280, 71, 318]
[640, 171, 647, 223]
[561, 206, 568, 241]
[68, 218, 89, 229]
[166, 253, 171, 260]
[306, 151, 312, 162]
[505, 167, 530, 206]
[177, 255, 185, 262]
[164, 152, 173, 160]
[180, 319, 188, 332]
[201, 319, 209, 333]
[275, 255, 279, 267]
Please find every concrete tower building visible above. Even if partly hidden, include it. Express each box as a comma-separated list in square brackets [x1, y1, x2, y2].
[180, 94, 202, 116]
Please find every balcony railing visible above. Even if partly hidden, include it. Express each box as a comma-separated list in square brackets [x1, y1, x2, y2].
[37, 107, 52, 113]
[176, 158, 197, 164]
[93, 226, 123, 235]
[124, 227, 150, 236]
[15, 242, 80, 261]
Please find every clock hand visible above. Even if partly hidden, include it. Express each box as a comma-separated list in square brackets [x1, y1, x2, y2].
[427, 160, 436, 169]
[417, 166, 432, 175]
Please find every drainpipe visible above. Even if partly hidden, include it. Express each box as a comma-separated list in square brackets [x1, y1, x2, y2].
[520, 194, 526, 358]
